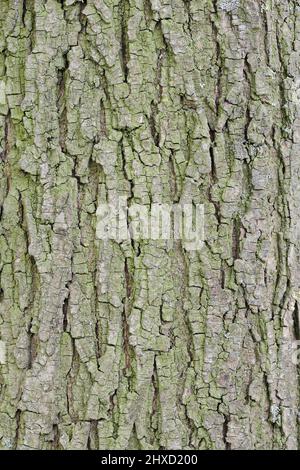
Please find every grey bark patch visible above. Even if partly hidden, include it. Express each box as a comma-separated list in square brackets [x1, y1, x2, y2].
[0, 340, 6, 364]
[219, 0, 239, 12]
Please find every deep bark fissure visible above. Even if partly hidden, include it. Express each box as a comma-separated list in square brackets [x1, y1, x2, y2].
[0, 0, 299, 450]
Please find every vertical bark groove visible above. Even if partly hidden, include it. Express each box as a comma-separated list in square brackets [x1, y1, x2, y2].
[0, 0, 299, 450]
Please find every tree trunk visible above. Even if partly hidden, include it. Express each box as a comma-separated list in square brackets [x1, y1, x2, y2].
[0, 0, 299, 450]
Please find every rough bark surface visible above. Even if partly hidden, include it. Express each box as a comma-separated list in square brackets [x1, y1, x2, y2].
[0, 0, 300, 450]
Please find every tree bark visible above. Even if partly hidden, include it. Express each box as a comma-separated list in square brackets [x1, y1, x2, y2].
[0, 0, 300, 450]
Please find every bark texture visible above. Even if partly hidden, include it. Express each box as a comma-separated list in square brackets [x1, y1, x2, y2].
[0, 0, 300, 450]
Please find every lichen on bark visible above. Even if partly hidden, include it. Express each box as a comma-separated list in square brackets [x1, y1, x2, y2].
[0, 0, 300, 450]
